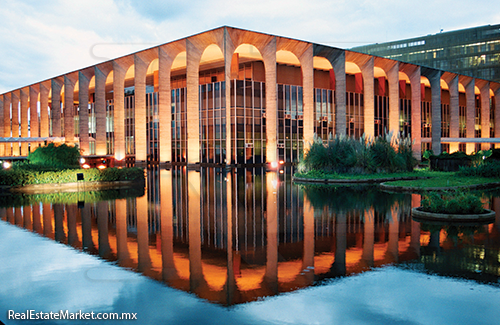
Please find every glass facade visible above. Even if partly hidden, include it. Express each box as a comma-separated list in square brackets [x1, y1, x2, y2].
[374, 95, 389, 137]
[313, 88, 335, 141]
[353, 24, 500, 83]
[421, 101, 431, 138]
[346, 92, 364, 138]
[399, 98, 411, 138]
[277, 84, 303, 163]
[201, 81, 226, 164]
[171, 88, 187, 163]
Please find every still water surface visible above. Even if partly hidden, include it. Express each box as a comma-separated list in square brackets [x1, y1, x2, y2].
[1, 167, 500, 324]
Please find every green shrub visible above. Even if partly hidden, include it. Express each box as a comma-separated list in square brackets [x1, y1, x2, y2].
[27, 143, 80, 169]
[300, 132, 415, 175]
[420, 191, 484, 214]
[458, 160, 500, 178]
[0, 167, 144, 186]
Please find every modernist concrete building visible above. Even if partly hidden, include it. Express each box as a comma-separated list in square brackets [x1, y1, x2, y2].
[353, 24, 500, 82]
[1, 26, 500, 166]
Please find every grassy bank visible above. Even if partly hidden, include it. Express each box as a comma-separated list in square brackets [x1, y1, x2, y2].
[384, 174, 500, 188]
[295, 169, 442, 180]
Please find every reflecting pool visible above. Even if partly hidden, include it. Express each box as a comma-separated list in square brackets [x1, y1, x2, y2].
[1, 167, 500, 324]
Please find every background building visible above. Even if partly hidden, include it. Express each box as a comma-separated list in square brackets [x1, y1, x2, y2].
[352, 24, 500, 82]
[1, 26, 500, 167]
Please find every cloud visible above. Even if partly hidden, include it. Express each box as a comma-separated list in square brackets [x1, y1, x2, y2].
[1, 0, 500, 93]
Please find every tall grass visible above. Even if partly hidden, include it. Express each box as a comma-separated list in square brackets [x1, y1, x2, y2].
[299, 132, 416, 175]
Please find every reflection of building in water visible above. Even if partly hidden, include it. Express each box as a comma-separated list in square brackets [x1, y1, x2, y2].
[1, 169, 499, 304]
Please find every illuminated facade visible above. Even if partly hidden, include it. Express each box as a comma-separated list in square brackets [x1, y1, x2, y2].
[353, 24, 500, 82]
[2, 26, 500, 165]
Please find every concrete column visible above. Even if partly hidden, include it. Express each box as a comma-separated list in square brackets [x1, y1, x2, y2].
[39, 82, 50, 138]
[158, 49, 173, 163]
[264, 171, 278, 293]
[29, 85, 39, 151]
[409, 67, 422, 159]
[495, 89, 500, 149]
[51, 79, 62, 137]
[449, 76, 460, 153]
[361, 58, 375, 139]
[361, 208, 374, 268]
[64, 76, 76, 144]
[465, 79, 475, 154]
[429, 71, 442, 155]
[20, 88, 29, 155]
[387, 62, 400, 135]
[11, 91, 20, 156]
[223, 34, 235, 165]
[134, 55, 148, 163]
[480, 82, 490, 150]
[113, 62, 126, 161]
[300, 45, 314, 151]
[332, 52, 346, 136]
[160, 169, 177, 281]
[78, 72, 90, 155]
[186, 41, 202, 165]
[262, 38, 277, 164]
[94, 67, 107, 155]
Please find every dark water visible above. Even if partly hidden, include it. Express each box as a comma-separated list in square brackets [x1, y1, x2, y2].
[1, 167, 500, 324]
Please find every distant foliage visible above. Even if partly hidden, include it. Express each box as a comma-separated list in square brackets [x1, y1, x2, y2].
[420, 191, 484, 214]
[458, 160, 500, 178]
[27, 143, 80, 169]
[299, 132, 416, 175]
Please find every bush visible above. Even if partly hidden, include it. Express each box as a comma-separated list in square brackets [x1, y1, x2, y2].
[458, 160, 500, 178]
[0, 167, 144, 186]
[300, 132, 415, 175]
[27, 143, 80, 169]
[420, 191, 484, 214]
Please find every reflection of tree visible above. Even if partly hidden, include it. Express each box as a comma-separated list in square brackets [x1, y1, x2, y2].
[417, 222, 500, 285]
[302, 184, 411, 216]
[0, 187, 145, 208]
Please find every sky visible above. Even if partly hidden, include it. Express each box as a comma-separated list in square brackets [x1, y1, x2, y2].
[0, 0, 499, 94]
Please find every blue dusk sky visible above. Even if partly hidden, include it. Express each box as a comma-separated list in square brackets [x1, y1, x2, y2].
[0, 0, 499, 93]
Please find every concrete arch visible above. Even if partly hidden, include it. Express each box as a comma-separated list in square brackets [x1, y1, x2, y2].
[276, 39, 314, 152]
[225, 28, 278, 163]
[183, 29, 225, 165]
